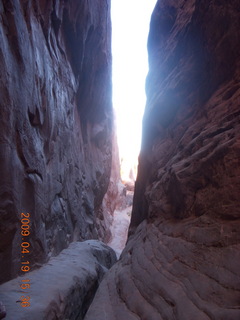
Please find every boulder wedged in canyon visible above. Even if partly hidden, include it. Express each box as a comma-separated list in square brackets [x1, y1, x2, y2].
[85, 1, 240, 319]
[0, 240, 117, 320]
[0, 0, 114, 284]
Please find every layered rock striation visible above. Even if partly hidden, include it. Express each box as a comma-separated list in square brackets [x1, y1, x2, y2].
[0, 0, 113, 284]
[85, 0, 240, 319]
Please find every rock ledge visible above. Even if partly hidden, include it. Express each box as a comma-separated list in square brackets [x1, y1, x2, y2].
[0, 240, 116, 320]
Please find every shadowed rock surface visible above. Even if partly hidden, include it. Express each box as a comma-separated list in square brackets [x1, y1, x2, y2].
[0, 0, 113, 284]
[85, 0, 240, 319]
[0, 240, 116, 320]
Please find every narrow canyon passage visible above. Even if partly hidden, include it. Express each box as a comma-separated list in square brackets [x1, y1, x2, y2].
[107, 206, 131, 257]
[107, 188, 133, 258]
[0, 0, 240, 320]
[105, 0, 157, 261]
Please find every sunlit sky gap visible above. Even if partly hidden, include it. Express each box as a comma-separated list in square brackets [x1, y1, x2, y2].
[111, 0, 157, 181]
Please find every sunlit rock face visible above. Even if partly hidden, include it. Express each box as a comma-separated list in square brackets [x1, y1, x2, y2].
[85, 0, 240, 319]
[0, 0, 112, 284]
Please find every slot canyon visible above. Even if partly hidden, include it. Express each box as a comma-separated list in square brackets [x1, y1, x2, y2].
[0, 0, 240, 319]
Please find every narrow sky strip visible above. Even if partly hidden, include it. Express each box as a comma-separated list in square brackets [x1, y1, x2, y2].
[111, 0, 157, 180]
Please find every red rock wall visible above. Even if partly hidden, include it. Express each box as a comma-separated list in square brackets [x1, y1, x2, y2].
[85, 1, 240, 319]
[131, 0, 240, 231]
[0, 0, 112, 284]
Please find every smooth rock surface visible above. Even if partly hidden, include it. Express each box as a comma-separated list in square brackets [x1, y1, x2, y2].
[0, 240, 116, 320]
[85, 0, 240, 319]
[0, 0, 113, 283]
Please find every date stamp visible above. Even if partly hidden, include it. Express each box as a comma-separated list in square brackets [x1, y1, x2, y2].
[19, 212, 31, 308]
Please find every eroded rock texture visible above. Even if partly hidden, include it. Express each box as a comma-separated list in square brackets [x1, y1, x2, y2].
[0, 0, 112, 284]
[85, 1, 240, 319]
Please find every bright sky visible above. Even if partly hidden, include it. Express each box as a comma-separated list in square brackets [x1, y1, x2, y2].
[111, 0, 157, 181]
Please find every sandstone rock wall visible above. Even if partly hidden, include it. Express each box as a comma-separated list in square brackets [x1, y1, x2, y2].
[85, 1, 240, 319]
[0, 0, 113, 284]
